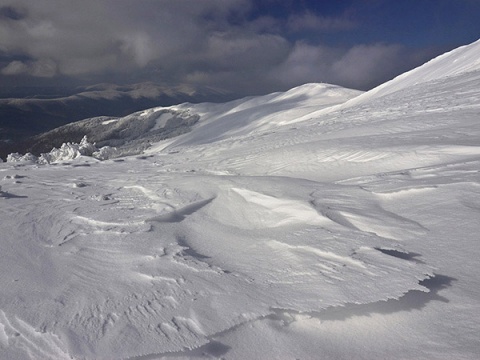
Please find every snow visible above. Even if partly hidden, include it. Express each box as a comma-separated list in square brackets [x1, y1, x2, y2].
[1, 39, 480, 359]
[7, 136, 116, 164]
[27, 109, 200, 157]
[163, 82, 362, 148]
[101, 119, 118, 125]
[338, 37, 480, 109]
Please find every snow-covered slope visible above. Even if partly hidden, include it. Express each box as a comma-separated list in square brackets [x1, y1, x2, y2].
[339, 37, 480, 108]
[21, 107, 201, 160]
[1, 40, 480, 359]
[165, 82, 362, 147]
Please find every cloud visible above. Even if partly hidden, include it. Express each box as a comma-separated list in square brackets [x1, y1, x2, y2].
[119, 33, 156, 67]
[197, 32, 289, 70]
[0, 0, 250, 76]
[268, 41, 438, 91]
[0, 5, 27, 20]
[267, 42, 339, 85]
[331, 43, 405, 89]
[0, 0, 450, 96]
[1, 60, 28, 75]
[1, 59, 57, 77]
[287, 11, 356, 32]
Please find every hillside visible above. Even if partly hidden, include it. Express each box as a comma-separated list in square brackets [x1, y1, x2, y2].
[0, 83, 232, 160]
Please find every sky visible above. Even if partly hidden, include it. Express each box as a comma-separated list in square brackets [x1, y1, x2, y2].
[1, 0, 480, 99]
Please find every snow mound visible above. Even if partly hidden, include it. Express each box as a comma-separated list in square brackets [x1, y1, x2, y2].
[6, 152, 40, 163]
[209, 187, 331, 229]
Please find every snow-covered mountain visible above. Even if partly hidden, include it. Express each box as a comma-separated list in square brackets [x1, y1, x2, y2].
[0, 82, 232, 160]
[17, 82, 361, 160]
[1, 39, 480, 359]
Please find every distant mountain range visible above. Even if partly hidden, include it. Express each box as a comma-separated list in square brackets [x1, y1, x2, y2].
[0, 82, 232, 159]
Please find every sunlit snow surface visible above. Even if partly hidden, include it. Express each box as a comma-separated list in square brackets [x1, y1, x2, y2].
[1, 41, 480, 359]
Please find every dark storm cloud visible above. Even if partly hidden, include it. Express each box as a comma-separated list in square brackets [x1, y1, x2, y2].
[0, 0, 473, 97]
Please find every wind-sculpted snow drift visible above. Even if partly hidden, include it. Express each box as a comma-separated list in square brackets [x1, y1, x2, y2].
[1, 40, 480, 359]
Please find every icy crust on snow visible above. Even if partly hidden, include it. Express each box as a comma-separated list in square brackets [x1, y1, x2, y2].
[7, 136, 117, 164]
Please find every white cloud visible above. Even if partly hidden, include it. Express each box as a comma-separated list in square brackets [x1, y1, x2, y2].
[267, 42, 341, 87]
[1, 60, 28, 75]
[1, 59, 57, 77]
[331, 44, 404, 89]
[119, 33, 156, 67]
[267, 41, 431, 91]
